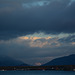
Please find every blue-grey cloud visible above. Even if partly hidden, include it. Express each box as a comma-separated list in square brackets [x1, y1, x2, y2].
[0, 0, 75, 65]
[0, 33, 75, 65]
[22, 0, 50, 8]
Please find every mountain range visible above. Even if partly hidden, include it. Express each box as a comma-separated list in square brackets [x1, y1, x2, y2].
[42, 54, 75, 66]
[0, 56, 29, 66]
[0, 54, 75, 66]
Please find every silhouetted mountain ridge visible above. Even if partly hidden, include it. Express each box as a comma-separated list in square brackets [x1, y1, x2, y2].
[0, 56, 29, 66]
[42, 54, 75, 66]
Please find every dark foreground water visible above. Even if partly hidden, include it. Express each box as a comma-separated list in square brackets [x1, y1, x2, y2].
[0, 70, 75, 75]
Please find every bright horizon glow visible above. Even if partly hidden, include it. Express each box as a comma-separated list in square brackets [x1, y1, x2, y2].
[19, 36, 52, 41]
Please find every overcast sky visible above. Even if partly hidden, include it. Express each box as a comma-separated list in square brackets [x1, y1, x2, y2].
[0, 0, 75, 65]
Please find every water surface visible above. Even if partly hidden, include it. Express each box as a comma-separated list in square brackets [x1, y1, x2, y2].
[0, 70, 75, 75]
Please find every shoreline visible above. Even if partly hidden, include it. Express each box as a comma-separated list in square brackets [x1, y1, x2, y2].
[0, 65, 75, 71]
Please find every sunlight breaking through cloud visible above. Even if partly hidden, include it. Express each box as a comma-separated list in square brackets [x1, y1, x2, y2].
[72, 42, 75, 45]
[18, 33, 61, 48]
[19, 36, 52, 41]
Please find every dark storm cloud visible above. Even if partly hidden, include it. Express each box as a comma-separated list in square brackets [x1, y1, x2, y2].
[0, 0, 75, 40]
[0, 0, 75, 65]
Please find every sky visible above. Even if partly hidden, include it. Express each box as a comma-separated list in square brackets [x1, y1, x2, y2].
[0, 0, 75, 65]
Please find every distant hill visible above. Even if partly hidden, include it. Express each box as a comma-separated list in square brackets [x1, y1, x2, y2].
[0, 56, 29, 66]
[42, 54, 75, 66]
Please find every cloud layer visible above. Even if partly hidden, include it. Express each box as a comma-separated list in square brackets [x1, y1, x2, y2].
[0, 0, 75, 65]
[22, 0, 50, 8]
[0, 0, 75, 40]
[0, 32, 75, 65]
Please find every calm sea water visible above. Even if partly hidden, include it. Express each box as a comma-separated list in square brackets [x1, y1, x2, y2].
[0, 70, 75, 75]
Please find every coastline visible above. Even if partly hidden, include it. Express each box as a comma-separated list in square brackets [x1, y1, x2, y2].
[0, 65, 75, 71]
